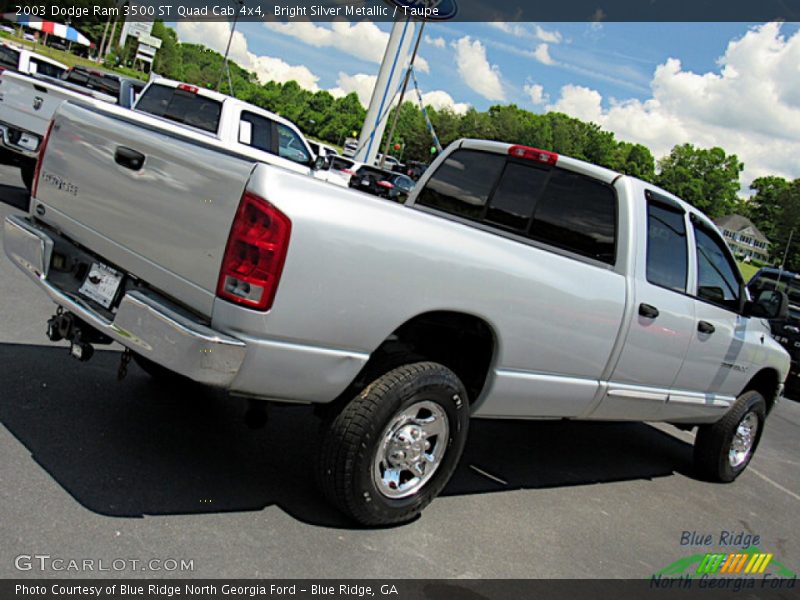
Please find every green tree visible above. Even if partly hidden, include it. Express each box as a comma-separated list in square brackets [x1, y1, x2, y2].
[748, 176, 790, 241]
[656, 144, 743, 218]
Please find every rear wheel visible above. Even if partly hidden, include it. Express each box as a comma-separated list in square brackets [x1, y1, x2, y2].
[693, 390, 766, 482]
[317, 362, 469, 526]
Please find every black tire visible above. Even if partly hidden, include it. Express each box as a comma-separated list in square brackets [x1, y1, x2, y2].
[20, 162, 35, 192]
[317, 362, 469, 526]
[133, 353, 192, 386]
[694, 390, 766, 482]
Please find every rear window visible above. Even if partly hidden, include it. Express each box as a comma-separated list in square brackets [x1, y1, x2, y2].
[65, 69, 120, 97]
[355, 166, 393, 180]
[330, 157, 354, 171]
[136, 84, 222, 134]
[418, 148, 617, 264]
[0, 46, 19, 69]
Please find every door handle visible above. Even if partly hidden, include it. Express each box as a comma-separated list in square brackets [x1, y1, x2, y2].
[114, 146, 145, 171]
[698, 321, 716, 334]
[639, 303, 659, 319]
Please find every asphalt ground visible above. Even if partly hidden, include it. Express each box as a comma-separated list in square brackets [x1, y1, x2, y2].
[0, 163, 798, 579]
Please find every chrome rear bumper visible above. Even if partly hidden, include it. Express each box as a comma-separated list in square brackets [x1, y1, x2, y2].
[3, 214, 246, 387]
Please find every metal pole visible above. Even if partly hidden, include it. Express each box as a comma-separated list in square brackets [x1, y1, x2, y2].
[778, 229, 794, 283]
[217, 1, 243, 92]
[379, 21, 425, 170]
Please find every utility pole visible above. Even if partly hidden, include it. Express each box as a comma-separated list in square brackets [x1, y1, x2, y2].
[778, 229, 795, 283]
[217, 0, 245, 93]
[379, 21, 425, 170]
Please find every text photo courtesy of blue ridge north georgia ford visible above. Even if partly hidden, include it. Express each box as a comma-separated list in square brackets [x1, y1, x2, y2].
[0, 0, 798, 593]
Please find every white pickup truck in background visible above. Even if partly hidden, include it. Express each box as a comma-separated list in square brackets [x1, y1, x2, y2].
[3, 96, 791, 525]
[0, 66, 145, 189]
[0, 41, 67, 78]
[132, 78, 348, 187]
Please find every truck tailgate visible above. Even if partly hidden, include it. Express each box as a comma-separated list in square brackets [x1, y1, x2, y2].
[34, 100, 255, 317]
[0, 71, 71, 140]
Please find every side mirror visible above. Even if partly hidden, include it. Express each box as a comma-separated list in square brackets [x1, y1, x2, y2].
[747, 289, 789, 320]
[313, 155, 332, 171]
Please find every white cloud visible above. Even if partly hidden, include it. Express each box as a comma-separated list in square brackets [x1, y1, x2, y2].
[533, 25, 563, 44]
[452, 36, 505, 102]
[489, 22, 562, 44]
[329, 72, 470, 115]
[176, 22, 320, 91]
[328, 72, 377, 106]
[424, 34, 446, 49]
[533, 43, 556, 66]
[524, 83, 549, 106]
[420, 90, 470, 115]
[546, 23, 800, 187]
[264, 21, 429, 74]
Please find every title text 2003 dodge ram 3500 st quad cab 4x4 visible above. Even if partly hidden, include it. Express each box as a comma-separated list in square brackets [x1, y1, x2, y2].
[3, 98, 791, 525]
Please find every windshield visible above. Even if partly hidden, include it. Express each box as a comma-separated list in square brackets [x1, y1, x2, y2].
[0, 45, 20, 70]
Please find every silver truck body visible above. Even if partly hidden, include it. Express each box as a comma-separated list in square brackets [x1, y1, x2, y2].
[4, 99, 790, 425]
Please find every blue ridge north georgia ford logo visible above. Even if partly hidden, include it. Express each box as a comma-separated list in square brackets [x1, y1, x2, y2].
[383, 0, 458, 20]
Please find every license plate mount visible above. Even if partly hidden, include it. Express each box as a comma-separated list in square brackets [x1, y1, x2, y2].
[78, 262, 124, 309]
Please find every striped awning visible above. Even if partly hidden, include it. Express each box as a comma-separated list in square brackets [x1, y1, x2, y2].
[1, 13, 93, 47]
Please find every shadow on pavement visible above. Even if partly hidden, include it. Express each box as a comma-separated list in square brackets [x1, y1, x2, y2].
[0, 184, 29, 212]
[0, 343, 694, 529]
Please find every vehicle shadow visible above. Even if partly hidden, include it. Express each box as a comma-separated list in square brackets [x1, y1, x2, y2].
[0, 183, 30, 211]
[0, 343, 694, 529]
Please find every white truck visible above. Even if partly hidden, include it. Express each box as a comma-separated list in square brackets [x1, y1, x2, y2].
[0, 66, 145, 189]
[3, 98, 791, 525]
[132, 78, 349, 187]
[0, 41, 68, 78]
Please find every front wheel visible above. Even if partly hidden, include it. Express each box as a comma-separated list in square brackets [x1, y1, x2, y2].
[693, 390, 766, 482]
[317, 362, 469, 526]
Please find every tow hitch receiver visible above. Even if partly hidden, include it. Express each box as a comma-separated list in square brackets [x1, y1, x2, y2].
[46, 308, 112, 362]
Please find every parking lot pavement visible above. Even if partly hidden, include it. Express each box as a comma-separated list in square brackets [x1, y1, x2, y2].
[0, 171, 798, 580]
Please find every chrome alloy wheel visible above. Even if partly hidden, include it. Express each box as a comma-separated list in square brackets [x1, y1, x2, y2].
[372, 401, 450, 499]
[729, 411, 759, 468]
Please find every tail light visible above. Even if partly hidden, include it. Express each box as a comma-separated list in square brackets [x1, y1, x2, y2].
[377, 180, 394, 189]
[31, 118, 55, 198]
[217, 192, 291, 311]
[178, 83, 199, 94]
[341, 168, 354, 175]
[508, 144, 558, 166]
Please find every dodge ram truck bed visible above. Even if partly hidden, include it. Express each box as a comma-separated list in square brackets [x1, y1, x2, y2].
[3, 97, 791, 525]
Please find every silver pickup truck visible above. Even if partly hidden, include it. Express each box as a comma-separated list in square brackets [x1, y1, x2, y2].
[3, 98, 791, 525]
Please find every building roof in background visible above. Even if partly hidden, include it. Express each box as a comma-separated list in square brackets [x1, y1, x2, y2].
[714, 214, 770, 244]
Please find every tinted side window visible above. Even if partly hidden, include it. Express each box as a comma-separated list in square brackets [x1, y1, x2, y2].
[30, 58, 64, 78]
[277, 124, 310, 165]
[647, 203, 688, 292]
[694, 225, 741, 310]
[417, 149, 505, 220]
[529, 170, 616, 264]
[240, 111, 273, 152]
[486, 161, 548, 232]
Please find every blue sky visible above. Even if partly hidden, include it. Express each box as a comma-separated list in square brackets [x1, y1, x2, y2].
[173, 20, 800, 186]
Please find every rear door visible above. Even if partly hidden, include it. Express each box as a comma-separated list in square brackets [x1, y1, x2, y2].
[601, 191, 696, 419]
